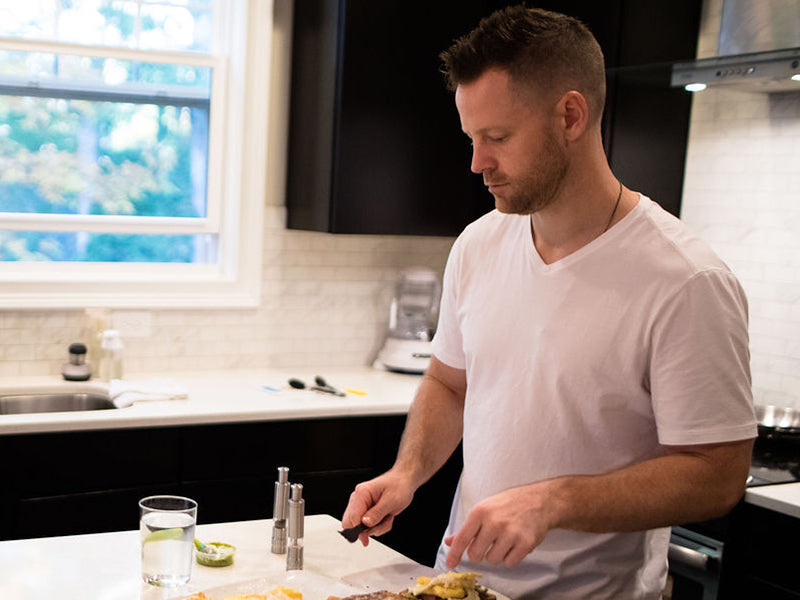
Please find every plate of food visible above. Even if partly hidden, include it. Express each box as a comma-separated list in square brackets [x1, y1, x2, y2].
[338, 566, 506, 600]
[336, 570, 504, 600]
[179, 570, 505, 600]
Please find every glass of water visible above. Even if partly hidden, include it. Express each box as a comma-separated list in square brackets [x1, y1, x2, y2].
[139, 495, 198, 586]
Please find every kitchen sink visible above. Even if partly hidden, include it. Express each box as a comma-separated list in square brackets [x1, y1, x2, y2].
[0, 391, 116, 415]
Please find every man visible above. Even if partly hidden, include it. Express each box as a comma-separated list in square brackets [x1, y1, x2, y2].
[342, 6, 756, 598]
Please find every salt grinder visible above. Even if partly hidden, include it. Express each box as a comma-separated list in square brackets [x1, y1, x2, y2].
[271, 466, 290, 554]
[286, 483, 305, 570]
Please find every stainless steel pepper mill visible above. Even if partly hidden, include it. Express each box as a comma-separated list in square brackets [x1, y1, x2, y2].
[286, 483, 305, 570]
[271, 466, 290, 554]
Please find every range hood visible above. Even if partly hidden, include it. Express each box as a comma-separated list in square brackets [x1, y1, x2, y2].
[671, 0, 800, 93]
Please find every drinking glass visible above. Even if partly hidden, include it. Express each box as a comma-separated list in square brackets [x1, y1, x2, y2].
[139, 495, 198, 586]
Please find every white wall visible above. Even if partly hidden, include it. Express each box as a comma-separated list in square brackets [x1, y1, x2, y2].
[680, 0, 800, 408]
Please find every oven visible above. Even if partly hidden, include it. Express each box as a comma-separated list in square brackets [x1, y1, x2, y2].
[665, 527, 723, 600]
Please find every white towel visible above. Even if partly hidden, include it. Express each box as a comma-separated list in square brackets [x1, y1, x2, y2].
[109, 378, 188, 408]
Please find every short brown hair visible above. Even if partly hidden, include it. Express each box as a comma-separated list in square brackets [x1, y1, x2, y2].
[440, 4, 606, 122]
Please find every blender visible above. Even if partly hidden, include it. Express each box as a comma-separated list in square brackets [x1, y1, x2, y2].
[376, 267, 442, 374]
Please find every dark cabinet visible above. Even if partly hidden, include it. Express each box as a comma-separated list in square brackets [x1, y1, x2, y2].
[0, 415, 462, 566]
[286, 0, 702, 235]
[0, 427, 182, 538]
[720, 502, 800, 598]
[287, 0, 492, 236]
[603, 0, 702, 218]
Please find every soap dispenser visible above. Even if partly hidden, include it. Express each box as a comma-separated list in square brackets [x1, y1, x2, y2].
[62, 343, 92, 381]
[98, 329, 124, 381]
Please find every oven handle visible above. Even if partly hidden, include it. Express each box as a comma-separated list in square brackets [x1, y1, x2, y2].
[668, 542, 712, 571]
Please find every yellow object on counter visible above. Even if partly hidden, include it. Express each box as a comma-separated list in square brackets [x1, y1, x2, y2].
[344, 388, 367, 395]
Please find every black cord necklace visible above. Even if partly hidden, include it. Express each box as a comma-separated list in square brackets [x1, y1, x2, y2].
[604, 181, 623, 233]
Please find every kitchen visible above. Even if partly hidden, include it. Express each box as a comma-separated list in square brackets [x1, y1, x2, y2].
[1, 0, 799, 598]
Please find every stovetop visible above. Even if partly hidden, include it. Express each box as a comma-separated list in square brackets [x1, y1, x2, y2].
[747, 435, 800, 487]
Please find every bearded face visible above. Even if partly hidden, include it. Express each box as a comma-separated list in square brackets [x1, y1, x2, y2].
[485, 125, 569, 215]
[456, 69, 570, 216]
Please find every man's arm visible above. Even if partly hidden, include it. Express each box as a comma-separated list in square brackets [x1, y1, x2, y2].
[445, 437, 753, 568]
[341, 356, 467, 543]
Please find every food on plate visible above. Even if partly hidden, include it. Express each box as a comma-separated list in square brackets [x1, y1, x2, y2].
[403, 572, 496, 600]
[326, 593, 406, 600]
[328, 572, 495, 600]
[184, 585, 303, 600]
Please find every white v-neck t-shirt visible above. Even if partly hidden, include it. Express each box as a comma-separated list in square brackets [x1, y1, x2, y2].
[431, 197, 756, 599]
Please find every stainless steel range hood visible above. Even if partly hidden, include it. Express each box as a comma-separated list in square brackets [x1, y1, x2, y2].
[671, 0, 800, 93]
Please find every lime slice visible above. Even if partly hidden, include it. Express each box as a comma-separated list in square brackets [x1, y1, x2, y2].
[143, 527, 184, 544]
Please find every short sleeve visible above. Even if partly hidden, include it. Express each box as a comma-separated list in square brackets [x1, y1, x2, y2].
[431, 236, 467, 370]
[649, 268, 757, 445]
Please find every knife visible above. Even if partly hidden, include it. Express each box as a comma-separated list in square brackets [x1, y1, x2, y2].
[338, 522, 370, 543]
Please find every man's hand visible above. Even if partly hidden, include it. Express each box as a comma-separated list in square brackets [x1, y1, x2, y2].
[341, 470, 416, 545]
[444, 481, 556, 568]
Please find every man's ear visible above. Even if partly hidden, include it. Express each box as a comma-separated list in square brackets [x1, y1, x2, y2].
[557, 90, 590, 142]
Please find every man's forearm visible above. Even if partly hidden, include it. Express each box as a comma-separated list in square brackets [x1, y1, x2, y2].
[444, 438, 754, 568]
[546, 439, 754, 532]
[392, 364, 466, 491]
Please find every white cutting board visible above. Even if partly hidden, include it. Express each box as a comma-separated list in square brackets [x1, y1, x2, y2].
[174, 570, 365, 600]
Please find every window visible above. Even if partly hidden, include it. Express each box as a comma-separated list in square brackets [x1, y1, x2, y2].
[0, 0, 269, 307]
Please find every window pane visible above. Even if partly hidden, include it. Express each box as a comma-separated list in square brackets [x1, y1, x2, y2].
[0, 230, 217, 263]
[0, 0, 213, 52]
[0, 50, 212, 92]
[0, 95, 209, 218]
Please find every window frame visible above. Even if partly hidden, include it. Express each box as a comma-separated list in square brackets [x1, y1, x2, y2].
[0, 0, 269, 308]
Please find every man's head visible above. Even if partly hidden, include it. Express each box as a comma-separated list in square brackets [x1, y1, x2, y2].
[440, 5, 606, 127]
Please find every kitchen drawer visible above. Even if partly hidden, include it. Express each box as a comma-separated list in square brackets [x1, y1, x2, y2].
[1, 427, 181, 497]
[740, 578, 800, 600]
[6, 484, 177, 540]
[181, 476, 274, 524]
[181, 468, 379, 525]
[180, 416, 405, 480]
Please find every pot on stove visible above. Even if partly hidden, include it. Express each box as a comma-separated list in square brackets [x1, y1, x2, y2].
[755, 404, 800, 441]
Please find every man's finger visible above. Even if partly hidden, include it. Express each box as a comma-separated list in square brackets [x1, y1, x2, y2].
[483, 535, 513, 566]
[465, 522, 497, 563]
[504, 543, 531, 567]
[342, 489, 370, 528]
[445, 519, 481, 568]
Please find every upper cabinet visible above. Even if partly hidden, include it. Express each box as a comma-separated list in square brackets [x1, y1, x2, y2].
[602, 0, 703, 218]
[285, 1, 702, 236]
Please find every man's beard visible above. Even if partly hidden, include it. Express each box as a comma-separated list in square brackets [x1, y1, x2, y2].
[490, 134, 569, 215]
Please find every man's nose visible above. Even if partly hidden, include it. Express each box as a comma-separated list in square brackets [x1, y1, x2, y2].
[470, 142, 494, 175]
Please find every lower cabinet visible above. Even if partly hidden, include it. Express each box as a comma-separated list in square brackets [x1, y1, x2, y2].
[0, 415, 462, 566]
[722, 502, 800, 598]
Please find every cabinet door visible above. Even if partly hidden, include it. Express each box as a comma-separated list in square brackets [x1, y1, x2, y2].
[11, 485, 178, 540]
[0, 427, 180, 541]
[2, 428, 180, 499]
[287, 0, 493, 236]
[287, 0, 700, 234]
[603, 0, 702, 217]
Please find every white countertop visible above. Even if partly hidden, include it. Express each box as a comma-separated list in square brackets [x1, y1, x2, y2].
[3, 371, 799, 521]
[0, 368, 422, 435]
[0, 514, 438, 600]
[744, 482, 800, 519]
